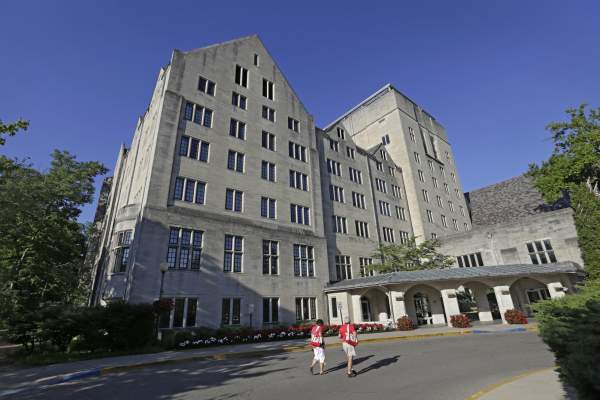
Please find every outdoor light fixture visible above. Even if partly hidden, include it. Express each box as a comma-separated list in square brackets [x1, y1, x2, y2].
[395, 296, 404, 301]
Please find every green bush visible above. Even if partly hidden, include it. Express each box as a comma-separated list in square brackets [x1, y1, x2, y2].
[103, 302, 155, 351]
[534, 280, 600, 400]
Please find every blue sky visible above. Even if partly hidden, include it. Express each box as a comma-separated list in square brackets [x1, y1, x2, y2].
[2, 1, 599, 222]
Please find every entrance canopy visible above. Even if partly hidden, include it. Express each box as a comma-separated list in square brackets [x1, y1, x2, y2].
[324, 262, 583, 327]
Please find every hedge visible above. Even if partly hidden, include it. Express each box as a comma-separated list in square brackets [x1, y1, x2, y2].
[534, 280, 600, 400]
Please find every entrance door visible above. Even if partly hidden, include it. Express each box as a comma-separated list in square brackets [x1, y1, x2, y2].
[486, 290, 502, 320]
[360, 297, 372, 321]
[414, 293, 433, 325]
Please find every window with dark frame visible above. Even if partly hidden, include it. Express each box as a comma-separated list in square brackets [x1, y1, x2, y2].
[113, 230, 132, 273]
[183, 102, 213, 128]
[234, 65, 248, 87]
[166, 227, 203, 270]
[198, 76, 216, 96]
[526, 240, 557, 264]
[223, 235, 243, 273]
[293, 244, 314, 277]
[222, 297, 241, 325]
[262, 240, 279, 275]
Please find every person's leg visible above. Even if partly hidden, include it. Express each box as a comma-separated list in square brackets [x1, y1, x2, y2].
[347, 354, 353, 374]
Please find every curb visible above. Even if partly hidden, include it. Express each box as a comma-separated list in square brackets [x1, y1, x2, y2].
[464, 367, 554, 400]
[0, 324, 537, 398]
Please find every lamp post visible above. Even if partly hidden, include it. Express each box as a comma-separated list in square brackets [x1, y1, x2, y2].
[156, 262, 169, 341]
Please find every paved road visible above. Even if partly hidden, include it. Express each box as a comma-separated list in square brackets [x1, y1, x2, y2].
[12, 332, 555, 400]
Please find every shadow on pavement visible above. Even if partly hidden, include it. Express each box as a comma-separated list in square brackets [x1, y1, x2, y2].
[325, 355, 373, 374]
[357, 355, 401, 375]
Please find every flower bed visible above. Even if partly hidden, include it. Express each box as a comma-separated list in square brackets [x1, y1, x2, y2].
[450, 314, 471, 328]
[171, 323, 388, 350]
[504, 309, 528, 324]
[396, 316, 416, 331]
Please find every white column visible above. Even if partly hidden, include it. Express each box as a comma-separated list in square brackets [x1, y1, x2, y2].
[440, 289, 461, 327]
[547, 282, 566, 299]
[350, 294, 362, 323]
[390, 290, 407, 321]
[493, 285, 515, 324]
[473, 287, 493, 322]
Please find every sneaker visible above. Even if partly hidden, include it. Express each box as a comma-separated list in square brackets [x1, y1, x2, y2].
[309, 366, 314, 375]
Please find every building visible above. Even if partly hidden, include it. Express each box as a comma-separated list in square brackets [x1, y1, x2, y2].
[88, 35, 584, 329]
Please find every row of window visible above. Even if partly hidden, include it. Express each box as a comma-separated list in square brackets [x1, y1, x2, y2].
[425, 209, 468, 231]
[456, 239, 558, 268]
[335, 256, 374, 281]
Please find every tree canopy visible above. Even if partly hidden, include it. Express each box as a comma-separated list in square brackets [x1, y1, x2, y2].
[371, 236, 454, 273]
[0, 118, 29, 145]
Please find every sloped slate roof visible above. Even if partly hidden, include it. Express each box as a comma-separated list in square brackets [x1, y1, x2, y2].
[323, 262, 582, 292]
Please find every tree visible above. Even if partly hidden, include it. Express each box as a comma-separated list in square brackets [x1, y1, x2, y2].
[371, 236, 454, 273]
[0, 118, 29, 145]
[528, 105, 600, 279]
[0, 149, 107, 335]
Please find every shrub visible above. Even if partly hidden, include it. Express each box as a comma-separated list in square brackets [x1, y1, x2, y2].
[396, 316, 416, 331]
[535, 280, 600, 400]
[450, 314, 471, 328]
[504, 309, 528, 324]
[103, 302, 155, 351]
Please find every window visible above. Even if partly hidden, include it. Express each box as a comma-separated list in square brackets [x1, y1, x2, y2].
[451, 172, 456, 182]
[262, 297, 279, 324]
[428, 160, 434, 172]
[452, 218, 459, 231]
[426, 209, 434, 223]
[234, 65, 248, 87]
[429, 136, 439, 159]
[448, 201, 455, 212]
[198, 76, 216, 96]
[352, 192, 366, 209]
[261, 161, 276, 182]
[459, 206, 465, 216]
[288, 117, 300, 132]
[160, 297, 198, 328]
[444, 183, 450, 194]
[327, 159, 342, 176]
[381, 134, 390, 145]
[346, 147, 355, 159]
[527, 240, 557, 264]
[335, 255, 352, 281]
[290, 204, 310, 225]
[379, 200, 391, 216]
[422, 189, 430, 203]
[337, 127, 345, 139]
[262, 240, 279, 275]
[399, 231, 409, 244]
[388, 167, 395, 176]
[331, 297, 338, 318]
[359, 258, 373, 277]
[222, 298, 241, 325]
[225, 188, 243, 212]
[166, 227, 203, 270]
[329, 139, 339, 152]
[260, 197, 276, 219]
[436, 195, 443, 208]
[464, 222, 469, 230]
[445, 150, 451, 161]
[223, 235, 243, 272]
[432, 177, 438, 188]
[439, 166, 446, 177]
[289, 141, 307, 162]
[457, 252, 484, 268]
[455, 188, 461, 199]
[229, 119, 246, 140]
[355, 220, 369, 238]
[293, 244, 314, 277]
[380, 150, 387, 160]
[396, 206, 406, 220]
[431, 233, 438, 239]
[262, 105, 275, 122]
[333, 215, 348, 234]
[183, 102, 213, 128]
[382, 227, 395, 243]
[375, 161, 383, 171]
[173, 177, 205, 204]
[232, 92, 247, 109]
[349, 167, 362, 184]
[262, 78, 274, 100]
[418, 170, 425, 182]
[392, 185, 402, 198]
[375, 178, 387, 193]
[295, 297, 317, 321]
[254, 53, 259, 66]
[409, 127, 416, 142]
[262, 131, 276, 151]
[113, 230, 132, 273]
[329, 185, 345, 203]
[414, 152, 421, 164]
[227, 150, 245, 173]
[289, 170, 309, 191]
[179, 136, 210, 162]
[441, 214, 448, 228]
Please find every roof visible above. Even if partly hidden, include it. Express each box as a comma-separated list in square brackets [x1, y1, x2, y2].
[323, 262, 582, 292]
[466, 175, 570, 227]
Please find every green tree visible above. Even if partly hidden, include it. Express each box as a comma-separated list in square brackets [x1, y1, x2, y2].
[528, 105, 600, 279]
[371, 236, 454, 273]
[0, 149, 107, 335]
[0, 118, 29, 145]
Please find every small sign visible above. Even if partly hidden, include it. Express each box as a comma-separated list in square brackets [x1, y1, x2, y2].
[248, 303, 255, 313]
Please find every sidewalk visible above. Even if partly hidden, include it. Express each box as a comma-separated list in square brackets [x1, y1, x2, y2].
[472, 367, 577, 400]
[0, 323, 535, 396]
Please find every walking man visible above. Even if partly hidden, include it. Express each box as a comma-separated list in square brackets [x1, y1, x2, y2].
[309, 319, 326, 375]
[339, 316, 358, 377]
